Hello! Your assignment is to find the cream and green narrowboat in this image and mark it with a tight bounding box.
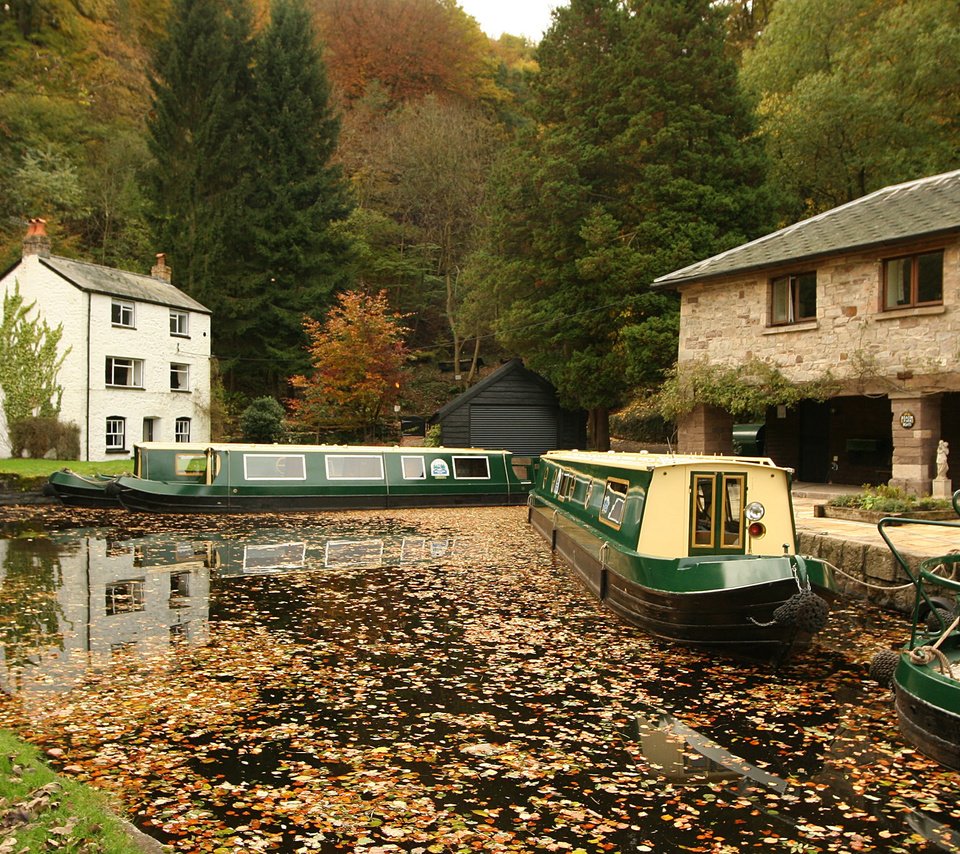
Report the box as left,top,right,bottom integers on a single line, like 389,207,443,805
529,450,838,659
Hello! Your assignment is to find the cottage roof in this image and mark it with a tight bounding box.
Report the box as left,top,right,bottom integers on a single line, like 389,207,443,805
38,255,210,313
654,169,960,288
431,358,558,422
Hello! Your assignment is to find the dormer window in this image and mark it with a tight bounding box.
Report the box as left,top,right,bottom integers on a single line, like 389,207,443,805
111,300,135,328
883,250,943,309
770,272,816,325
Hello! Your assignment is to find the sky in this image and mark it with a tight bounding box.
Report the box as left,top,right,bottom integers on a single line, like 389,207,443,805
457,0,565,42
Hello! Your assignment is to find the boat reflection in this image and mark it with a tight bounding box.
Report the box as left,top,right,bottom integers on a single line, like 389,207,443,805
0,529,469,694
634,708,789,792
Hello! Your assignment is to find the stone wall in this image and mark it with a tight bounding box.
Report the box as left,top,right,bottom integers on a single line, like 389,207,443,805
677,237,960,390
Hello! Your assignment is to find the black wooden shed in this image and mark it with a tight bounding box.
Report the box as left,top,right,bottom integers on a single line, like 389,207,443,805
430,359,586,455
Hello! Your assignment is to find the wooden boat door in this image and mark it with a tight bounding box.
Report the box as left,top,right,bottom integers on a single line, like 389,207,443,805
689,472,746,555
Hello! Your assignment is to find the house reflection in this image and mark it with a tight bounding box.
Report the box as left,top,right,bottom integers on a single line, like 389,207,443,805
0,535,211,695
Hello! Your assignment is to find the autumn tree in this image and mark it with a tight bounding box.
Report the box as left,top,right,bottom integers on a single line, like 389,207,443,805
288,290,408,441
469,0,769,448
311,0,494,107
742,0,960,219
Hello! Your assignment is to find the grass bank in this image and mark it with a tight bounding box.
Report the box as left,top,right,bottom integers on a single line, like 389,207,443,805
0,458,131,478
0,729,153,852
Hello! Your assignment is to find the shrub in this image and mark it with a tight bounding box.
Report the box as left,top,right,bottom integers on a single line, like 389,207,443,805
424,424,442,447
9,417,79,459
239,397,287,443
827,484,953,513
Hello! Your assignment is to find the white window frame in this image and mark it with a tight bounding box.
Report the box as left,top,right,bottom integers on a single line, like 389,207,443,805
324,454,385,481
401,455,426,480
243,453,308,481
111,299,135,328
106,416,126,451
170,309,189,336
170,363,190,392
452,456,491,480
174,417,191,443
106,357,144,388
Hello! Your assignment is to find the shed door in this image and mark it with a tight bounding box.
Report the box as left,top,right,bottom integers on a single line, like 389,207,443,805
469,405,558,455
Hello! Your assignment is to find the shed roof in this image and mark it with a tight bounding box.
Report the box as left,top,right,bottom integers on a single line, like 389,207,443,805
37,255,210,313
431,358,558,422
654,169,960,288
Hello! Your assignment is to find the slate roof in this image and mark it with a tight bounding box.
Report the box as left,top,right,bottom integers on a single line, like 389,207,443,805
431,358,558,422
38,255,210,313
654,169,960,288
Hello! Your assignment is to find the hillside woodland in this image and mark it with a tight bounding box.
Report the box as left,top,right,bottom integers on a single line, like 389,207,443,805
1,0,957,444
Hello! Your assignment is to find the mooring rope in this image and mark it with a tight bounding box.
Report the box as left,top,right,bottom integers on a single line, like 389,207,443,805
906,614,960,678
819,555,960,592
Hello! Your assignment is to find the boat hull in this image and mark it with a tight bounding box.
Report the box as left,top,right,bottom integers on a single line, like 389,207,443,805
893,637,960,771
114,483,531,513
44,470,122,508
530,502,833,657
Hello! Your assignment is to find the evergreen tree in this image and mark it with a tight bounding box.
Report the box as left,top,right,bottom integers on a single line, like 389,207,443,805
145,0,254,335
472,0,769,447
232,0,354,396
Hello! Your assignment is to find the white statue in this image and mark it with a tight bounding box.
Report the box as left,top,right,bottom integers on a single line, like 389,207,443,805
936,439,949,479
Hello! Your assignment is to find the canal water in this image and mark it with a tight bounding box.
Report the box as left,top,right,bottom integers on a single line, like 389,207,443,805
0,506,958,853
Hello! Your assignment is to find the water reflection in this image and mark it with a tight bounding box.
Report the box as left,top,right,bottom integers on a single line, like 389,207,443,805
0,529,469,694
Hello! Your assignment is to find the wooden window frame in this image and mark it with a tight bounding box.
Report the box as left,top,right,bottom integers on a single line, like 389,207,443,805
883,250,944,310
770,271,817,326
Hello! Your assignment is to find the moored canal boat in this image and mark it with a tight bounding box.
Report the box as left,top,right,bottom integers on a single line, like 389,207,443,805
102,442,538,513
43,468,125,508
875,503,960,771
528,450,838,659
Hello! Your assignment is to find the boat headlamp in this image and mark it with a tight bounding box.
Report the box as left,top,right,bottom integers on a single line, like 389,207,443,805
745,501,765,522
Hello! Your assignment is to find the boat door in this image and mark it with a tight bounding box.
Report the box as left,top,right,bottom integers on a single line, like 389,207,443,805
689,471,746,556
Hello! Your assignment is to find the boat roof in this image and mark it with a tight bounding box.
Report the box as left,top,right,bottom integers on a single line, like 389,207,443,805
134,442,516,455
543,449,784,472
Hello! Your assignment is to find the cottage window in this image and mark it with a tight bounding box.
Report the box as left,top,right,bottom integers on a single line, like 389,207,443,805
105,579,144,615
170,310,189,336
599,479,628,528
453,456,490,479
883,250,943,309
325,455,385,480
770,272,816,325
401,456,426,479
105,357,143,388
111,300,135,328
170,363,190,391
106,416,126,451
174,417,191,442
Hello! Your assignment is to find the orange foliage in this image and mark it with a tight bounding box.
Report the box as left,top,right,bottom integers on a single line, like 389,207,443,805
288,290,409,438
310,0,493,105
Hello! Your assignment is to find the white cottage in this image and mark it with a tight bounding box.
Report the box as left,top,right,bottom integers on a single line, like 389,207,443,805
0,219,212,461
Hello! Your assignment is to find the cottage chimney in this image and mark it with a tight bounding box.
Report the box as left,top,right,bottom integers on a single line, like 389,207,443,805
151,252,172,282
22,218,51,257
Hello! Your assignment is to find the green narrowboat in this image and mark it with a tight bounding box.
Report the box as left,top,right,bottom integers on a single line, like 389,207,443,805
104,442,538,513
872,497,960,771
44,469,126,507
528,450,838,659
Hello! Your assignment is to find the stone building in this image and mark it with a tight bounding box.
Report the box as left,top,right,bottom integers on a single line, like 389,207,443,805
653,170,960,494
0,220,212,461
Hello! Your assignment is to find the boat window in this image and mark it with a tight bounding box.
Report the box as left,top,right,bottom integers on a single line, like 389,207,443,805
325,455,385,480
558,471,577,500
599,479,629,529
401,456,426,480
453,456,490,479
511,456,534,481
245,454,308,480
573,477,592,505
721,475,745,548
692,475,716,548
175,454,206,476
